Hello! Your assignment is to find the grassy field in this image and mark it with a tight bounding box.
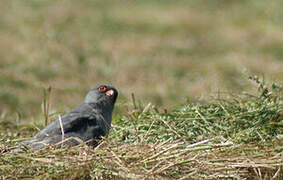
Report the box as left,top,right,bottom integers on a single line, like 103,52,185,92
1,76,282,179
0,0,282,179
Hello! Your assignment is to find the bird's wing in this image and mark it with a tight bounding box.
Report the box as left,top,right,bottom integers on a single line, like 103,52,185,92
33,103,99,140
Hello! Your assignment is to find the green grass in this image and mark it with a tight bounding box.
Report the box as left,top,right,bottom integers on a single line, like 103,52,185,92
1,77,282,179
0,0,283,179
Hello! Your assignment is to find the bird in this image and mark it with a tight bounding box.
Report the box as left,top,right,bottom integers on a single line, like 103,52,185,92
16,85,118,150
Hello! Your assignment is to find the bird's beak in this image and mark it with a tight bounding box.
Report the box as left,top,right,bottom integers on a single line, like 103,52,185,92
105,89,114,97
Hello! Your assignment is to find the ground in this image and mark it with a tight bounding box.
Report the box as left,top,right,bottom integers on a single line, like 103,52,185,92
0,0,282,179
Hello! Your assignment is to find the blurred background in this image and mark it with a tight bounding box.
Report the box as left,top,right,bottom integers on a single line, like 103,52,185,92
0,0,282,121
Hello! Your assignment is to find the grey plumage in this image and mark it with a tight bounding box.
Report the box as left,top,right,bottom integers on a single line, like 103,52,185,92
17,85,118,150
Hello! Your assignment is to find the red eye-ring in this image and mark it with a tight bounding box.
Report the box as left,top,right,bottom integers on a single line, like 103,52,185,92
98,86,107,92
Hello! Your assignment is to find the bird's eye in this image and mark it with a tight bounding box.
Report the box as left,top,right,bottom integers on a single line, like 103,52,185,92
98,86,107,92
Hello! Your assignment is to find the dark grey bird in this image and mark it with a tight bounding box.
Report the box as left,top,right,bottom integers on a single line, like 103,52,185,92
16,85,118,150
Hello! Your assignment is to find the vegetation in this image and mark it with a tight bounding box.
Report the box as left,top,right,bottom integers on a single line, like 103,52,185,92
1,77,282,179
0,0,282,179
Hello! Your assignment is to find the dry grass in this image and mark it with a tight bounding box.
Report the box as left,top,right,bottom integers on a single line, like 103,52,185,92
1,77,282,179
0,1,283,179
2,140,282,179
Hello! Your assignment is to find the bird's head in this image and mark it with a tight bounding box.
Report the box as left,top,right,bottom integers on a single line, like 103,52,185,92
84,85,118,107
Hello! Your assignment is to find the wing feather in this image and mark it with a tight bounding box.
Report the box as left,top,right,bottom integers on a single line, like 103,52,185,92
31,103,99,141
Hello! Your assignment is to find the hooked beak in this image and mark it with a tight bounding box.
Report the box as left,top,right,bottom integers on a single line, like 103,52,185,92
105,89,114,97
